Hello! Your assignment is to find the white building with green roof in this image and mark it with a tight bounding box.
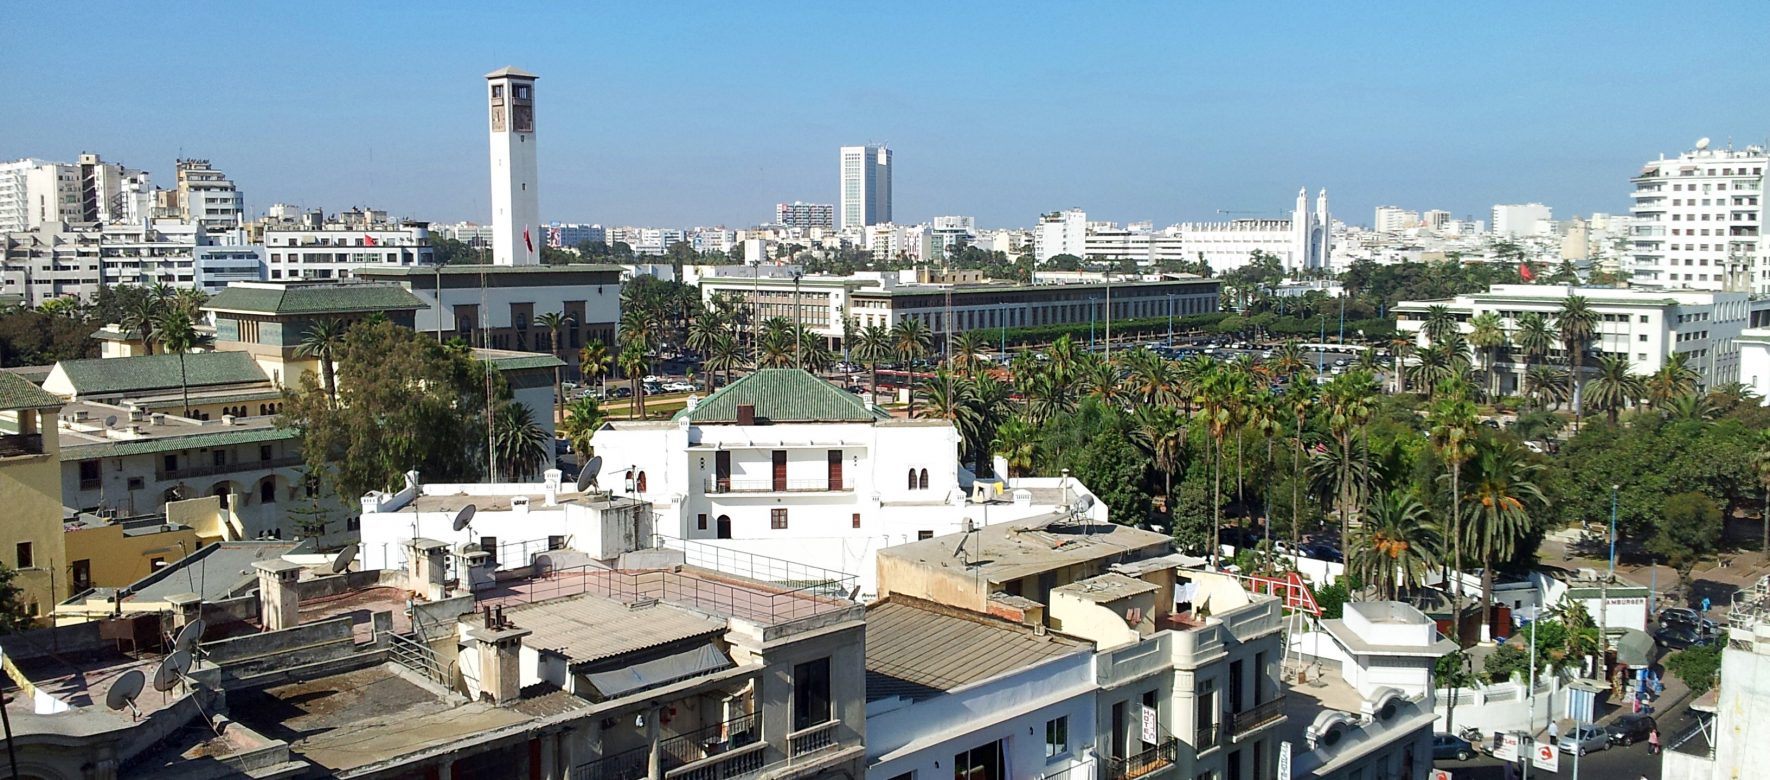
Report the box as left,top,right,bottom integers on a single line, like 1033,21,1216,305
589,368,1103,597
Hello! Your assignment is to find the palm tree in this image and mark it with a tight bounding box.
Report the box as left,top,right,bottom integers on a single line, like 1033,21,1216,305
1283,379,1318,557
1122,348,1176,407
120,294,163,356
993,418,1038,479
1079,355,1125,407
1427,381,1478,632
579,341,611,393
617,341,648,418
1131,404,1187,499
1755,429,1770,556
1467,312,1507,400
891,319,932,416
1665,389,1718,424
1200,366,1250,566
1320,370,1378,551
704,332,746,390
1351,490,1440,601
1388,336,1415,394
1587,354,1645,425
534,311,570,427
1461,439,1545,629
686,310,726,358
1645,352,1699,409
1423,304,1459,346
853,324,893,400
1271,340,1308,380
1511,312,1555,407
158,309,210,418
1408,344,1466,395
491,400,552,481
295,318,348,404
1525,365,1570,411
1555,295,1598,427
558,397,606,459
948,331,992,375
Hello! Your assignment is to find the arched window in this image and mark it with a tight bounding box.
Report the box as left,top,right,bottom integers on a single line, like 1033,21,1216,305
918,469,929,490
259,478,277,504
636,471,648,493
908,469,917,490
212,483,232,510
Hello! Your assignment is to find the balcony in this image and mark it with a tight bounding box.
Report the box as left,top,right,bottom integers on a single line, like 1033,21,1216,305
1108,738,1178,780
0,433,44,458
787,720,838,758
574,712,764,780
705,476,853,495
1230,695,1287,738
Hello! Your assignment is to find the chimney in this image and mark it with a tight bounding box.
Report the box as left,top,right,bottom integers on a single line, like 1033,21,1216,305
407,538,450,600
252,559,304,631
166,592,203,631
543,469,561,506
469,623,532,705
685,394,699,412
736,403,755,425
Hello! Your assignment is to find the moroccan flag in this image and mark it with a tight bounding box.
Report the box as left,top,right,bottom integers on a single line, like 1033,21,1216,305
524,227,533,254
1519,263,1535,281
363,234,378,247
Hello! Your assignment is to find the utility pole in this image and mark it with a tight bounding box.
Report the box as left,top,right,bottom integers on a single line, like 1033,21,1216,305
793,271,804,370
1104,268,1113,359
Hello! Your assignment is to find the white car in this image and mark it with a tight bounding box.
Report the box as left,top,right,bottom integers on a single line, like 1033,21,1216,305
663,381,695,393
642,375,663,384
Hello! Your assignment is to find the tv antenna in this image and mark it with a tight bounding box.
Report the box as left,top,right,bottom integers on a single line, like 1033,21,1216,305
106,669,146,720
153,649,193,695
330,544,358,574
451,504,478,534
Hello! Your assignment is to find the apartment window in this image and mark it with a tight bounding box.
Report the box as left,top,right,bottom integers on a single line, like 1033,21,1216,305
163,454,177,472
697,513,708,531
953,739,1006,780
260,444,273,461
150,557,166,570
1639,334,1648,341
127,477,144,490
491,84,504,98
918,530,934,541
771,508,789,530
1045,716,1070,759
71,559,91,591
887,774,914,780
852,512,862,529
1196,679,1218,750
79,460,100,489
792,657,832,730
212,450,226,467
14,542,32,569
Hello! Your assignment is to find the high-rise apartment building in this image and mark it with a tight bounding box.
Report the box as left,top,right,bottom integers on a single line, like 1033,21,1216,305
1491,202,1552,239
486,66,540,266
1372,205,1418,233
171,159,243,229
0,154,155,232
838,145,891,230
1629,139,1767,293
1035,208,1087,261
775,201,834,230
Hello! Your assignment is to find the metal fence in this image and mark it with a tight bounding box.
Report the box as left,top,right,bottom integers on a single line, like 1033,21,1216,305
658,535,856,595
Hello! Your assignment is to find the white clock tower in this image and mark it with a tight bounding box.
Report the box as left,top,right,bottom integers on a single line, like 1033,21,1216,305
486,66,539,266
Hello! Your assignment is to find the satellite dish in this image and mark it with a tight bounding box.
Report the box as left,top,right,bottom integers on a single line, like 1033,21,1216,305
331,544,358,574
451,504,478,533
1073,494,1096,515
106,669,146,713
579,456,603,492
173,619,206,653
153,649,191,692
1696,137,1711,150
104,415,118,429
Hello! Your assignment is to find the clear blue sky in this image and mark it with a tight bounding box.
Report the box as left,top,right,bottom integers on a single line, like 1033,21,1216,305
8,2,1770,230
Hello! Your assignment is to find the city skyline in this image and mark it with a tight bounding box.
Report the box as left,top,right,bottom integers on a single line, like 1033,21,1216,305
6,3,1770,229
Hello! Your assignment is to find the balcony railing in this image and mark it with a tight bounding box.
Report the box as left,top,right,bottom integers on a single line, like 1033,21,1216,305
667,742,767,780
705,476,853,494
1108,739,1178,780
787,720,838,758
1230,695,1286,737
0,433,44,458
658,712,760,767
573,745,649,780
1196,719,1220,753
160,454,304,480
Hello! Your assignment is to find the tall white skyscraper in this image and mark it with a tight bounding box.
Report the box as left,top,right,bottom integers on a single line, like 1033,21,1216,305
486,66,540,266
839,145,891,230
1490,202,1552,239
1630,138,1768,293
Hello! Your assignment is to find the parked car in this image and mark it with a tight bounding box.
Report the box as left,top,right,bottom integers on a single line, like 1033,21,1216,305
1558,724,1609,756
844,385,866,394
663,381,695,392
610,386,633,398
1660,607,1719,634
1606,714,1656,746
642,375,663,384
1301,542,1343,563
1430,733,1475,761
1655,625,1712,650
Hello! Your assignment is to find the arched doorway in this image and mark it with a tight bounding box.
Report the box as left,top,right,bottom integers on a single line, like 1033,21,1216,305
716,515,732,539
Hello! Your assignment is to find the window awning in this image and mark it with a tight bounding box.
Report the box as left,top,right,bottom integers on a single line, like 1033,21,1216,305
584,643,732,699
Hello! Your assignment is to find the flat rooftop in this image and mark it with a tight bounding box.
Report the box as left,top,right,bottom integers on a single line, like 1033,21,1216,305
126,540,303,604
58,401,294,460
403,489,644,514
877,517,1173,585
229,663,562,773
476,563,857,628
502,593,726,665
865,600,1085,703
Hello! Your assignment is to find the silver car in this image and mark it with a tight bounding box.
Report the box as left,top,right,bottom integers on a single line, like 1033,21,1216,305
1558,724,1609,756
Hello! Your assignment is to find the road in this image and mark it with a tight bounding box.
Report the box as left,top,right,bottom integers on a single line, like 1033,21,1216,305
1432,681,1703,780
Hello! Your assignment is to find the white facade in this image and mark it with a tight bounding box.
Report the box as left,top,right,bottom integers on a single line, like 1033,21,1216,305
1,221,265,303
839,145,892,230
1373,206,1419,234
261,221,433,281
486,67,540,266
1492,202,1552,239
1628,140,1766,292
173,159,243,229
1,154,154,231
1036,208,1088,261
1395,283,1753,393
1661,575,1770,780
776,201,834,230
0,158,43,233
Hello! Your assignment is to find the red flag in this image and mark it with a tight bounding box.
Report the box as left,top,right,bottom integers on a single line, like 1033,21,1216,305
523,227,533,254
363,234,378,247
1519,263,1534,281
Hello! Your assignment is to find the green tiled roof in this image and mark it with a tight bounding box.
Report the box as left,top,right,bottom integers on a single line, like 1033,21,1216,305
0,372,62,411
677,369,885,424
55,352,268,396
60,426,299,461
204,283,426,316
481,353,566,372
356,263,625,276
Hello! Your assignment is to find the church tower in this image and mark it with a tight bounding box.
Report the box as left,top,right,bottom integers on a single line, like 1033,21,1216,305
486,67,539,266
1315,188,1331,270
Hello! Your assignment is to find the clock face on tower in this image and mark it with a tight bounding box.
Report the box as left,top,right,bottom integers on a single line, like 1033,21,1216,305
491,104,506,132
